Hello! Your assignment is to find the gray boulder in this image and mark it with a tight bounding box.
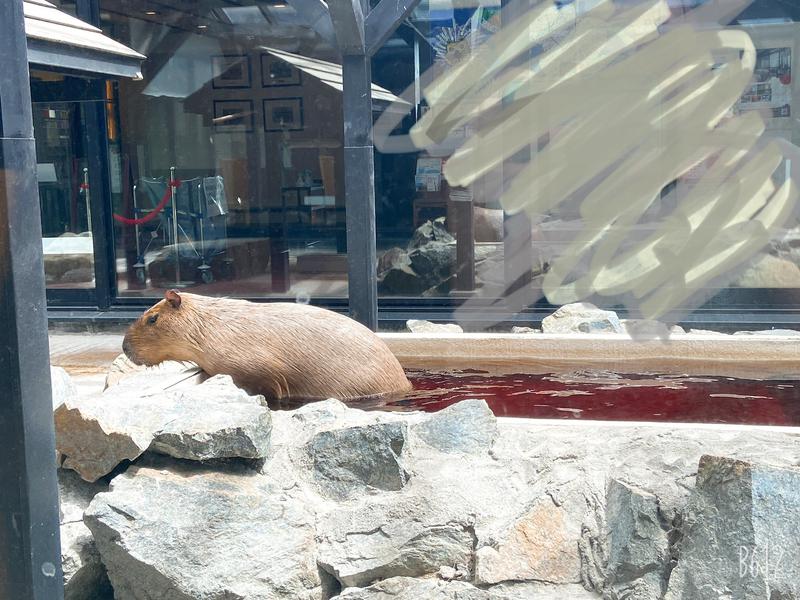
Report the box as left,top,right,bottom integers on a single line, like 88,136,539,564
408,241,456,287
378,266,428,296
406,320,464,334
59,470,112,600
603,480,670,600
409,217,455,249
664,455,800,599
511,326,540,334
378,255,429,296
84,462,323,600
308,422,410,500
56,375,271,481
51,366,78,409
377,247,408,275
542,303,624,334
317,492,476,588
412,399,496,454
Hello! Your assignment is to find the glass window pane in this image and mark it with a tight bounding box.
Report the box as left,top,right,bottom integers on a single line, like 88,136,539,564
31,71,98,290
373,0,800,329
102,1,347,299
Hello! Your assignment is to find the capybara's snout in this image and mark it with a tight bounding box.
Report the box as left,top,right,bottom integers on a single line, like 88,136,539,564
121,334,139,365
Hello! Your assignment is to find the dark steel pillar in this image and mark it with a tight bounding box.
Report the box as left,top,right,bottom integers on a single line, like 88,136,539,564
330,0,421,329
342,53,378,328
0,1,65,599
78,0,116,309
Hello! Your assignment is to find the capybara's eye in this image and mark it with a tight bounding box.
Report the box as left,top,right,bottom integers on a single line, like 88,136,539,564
147,314,159,325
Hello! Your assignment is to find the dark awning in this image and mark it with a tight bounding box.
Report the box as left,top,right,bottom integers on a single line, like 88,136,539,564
25,0,145,79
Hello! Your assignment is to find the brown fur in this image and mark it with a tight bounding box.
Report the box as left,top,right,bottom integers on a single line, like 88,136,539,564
122,291,412,403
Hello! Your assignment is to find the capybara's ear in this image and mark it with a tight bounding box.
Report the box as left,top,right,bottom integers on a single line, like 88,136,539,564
165,289,182,309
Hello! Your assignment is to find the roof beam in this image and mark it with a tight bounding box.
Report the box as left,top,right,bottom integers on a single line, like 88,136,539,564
365,0,420,56
327,0,365,55
285,0,338,48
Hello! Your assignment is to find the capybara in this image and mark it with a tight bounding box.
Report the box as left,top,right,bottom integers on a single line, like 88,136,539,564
122,290,412,403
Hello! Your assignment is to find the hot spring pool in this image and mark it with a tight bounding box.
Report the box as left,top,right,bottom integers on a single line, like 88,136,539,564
386,369,800,426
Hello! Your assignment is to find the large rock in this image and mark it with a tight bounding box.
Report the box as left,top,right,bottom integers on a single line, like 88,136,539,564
104,353,205,390
376,247,420,295
59,470,113,600
542,303,624,334
409,217,455,250
378,256,429,296
55,375,271,481
317,492,476,588
411,399,496,454
52,366,78,409
377,247,411,278
308,422,410,500
734,253,800,288
664,455,800,599
84,462,323,600
408,241,456,287
603,479,670,600
474,494,583,585
511,326,540,333
406,320,463,334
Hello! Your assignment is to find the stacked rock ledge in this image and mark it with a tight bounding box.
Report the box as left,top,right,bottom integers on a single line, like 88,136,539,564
50,367,800,600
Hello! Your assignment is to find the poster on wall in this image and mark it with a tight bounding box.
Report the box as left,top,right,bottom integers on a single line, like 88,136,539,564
263,98,304,132
211,55,251,89
261,54,302,87
735,47,792,119
213,100,255,133
415,157,443,192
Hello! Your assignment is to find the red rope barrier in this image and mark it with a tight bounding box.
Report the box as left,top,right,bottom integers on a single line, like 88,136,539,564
112,179,181,226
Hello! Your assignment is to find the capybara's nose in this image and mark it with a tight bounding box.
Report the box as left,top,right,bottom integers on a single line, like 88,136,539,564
122,337,134,361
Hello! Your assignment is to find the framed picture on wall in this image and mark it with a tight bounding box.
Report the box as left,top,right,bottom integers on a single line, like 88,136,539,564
211,55,251,89
263,97,304,132
213,100,254,133
261,54,302,87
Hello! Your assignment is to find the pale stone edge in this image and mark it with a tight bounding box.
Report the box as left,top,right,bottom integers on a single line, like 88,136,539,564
382,332,800,378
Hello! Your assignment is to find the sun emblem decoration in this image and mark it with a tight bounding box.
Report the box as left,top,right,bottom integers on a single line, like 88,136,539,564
432,23,472,66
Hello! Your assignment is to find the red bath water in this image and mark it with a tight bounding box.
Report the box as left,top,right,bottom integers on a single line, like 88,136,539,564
388,369,800,426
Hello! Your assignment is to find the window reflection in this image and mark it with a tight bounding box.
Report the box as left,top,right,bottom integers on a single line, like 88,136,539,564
102,1,349,298
372,0,800,323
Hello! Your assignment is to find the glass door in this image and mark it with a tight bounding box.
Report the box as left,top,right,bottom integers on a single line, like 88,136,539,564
31,69,117,308
32,99,96,290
